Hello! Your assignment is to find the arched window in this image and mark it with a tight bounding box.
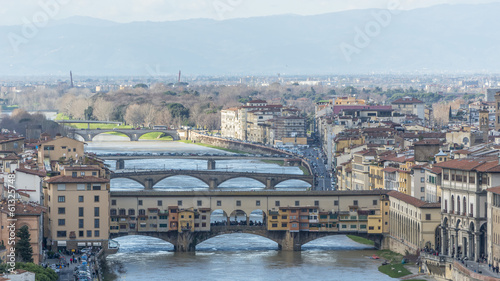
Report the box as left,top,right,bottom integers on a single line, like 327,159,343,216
139,209,146,216
128,209,135,216
463,197,466,216
457,197,461,214
451,195,455,212
110,209,117,216
119,209,126,216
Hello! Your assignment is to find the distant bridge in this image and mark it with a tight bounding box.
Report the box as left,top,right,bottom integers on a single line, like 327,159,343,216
111,170,314,189
100,154,304,171
70,129,181,141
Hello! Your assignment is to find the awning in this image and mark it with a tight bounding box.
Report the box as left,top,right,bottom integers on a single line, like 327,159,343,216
57,241,67,246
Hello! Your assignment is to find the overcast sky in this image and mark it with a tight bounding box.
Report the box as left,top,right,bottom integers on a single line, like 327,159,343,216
0,0,499,26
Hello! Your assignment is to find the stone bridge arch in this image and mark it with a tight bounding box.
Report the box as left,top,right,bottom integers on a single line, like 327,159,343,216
217,176,267,189
152,174,210,188
110,177,147,188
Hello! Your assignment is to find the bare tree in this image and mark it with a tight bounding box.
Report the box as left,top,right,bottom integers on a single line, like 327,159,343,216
154,109,172,126
140,104,158,128
72,97,92,120
93,97,114,121
124,104,145,127
57,93,76,118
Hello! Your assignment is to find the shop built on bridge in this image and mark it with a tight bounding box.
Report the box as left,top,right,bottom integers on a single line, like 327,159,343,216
108,190,389,252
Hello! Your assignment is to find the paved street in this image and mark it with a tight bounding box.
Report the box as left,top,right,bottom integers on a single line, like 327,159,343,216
46,251,99,281
296,146,333,191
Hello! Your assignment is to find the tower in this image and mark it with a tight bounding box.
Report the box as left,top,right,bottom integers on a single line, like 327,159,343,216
479,109,489,143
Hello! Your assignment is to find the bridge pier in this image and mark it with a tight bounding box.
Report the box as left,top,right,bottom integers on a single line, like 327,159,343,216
130,134,139,141
209,178,218,190
265,177,276,190
207,159,216,170
116,159,125,170
278,231,302,251
174,232,196,252
145,178,154,190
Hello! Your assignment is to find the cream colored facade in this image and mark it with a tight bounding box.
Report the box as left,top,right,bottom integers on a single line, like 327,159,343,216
388,191,441,254
44,164,110,251
487,187,500,268
369,163,384,190
436,158,500,261
37,137,85,169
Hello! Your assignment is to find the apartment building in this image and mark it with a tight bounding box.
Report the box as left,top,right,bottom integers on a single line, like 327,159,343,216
44,164,110,251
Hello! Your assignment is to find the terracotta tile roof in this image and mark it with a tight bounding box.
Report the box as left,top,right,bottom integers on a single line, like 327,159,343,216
434,159,484,170
2,153,20,160
63,166,100,171
414,139,442,145
354,149,377,156
411,164,429,170
388,191,440,208
382,167,399,173
487,186,500,195
424,166,442,174
45,175,109,184
0,200,46,215
435,159,500,172
16,168,46,177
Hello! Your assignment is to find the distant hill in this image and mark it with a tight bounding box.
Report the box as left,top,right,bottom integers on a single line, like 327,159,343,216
0,3,499,76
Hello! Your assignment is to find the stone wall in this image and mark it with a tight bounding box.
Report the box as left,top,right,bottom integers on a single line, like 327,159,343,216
386,235,419,256
452,261,500,281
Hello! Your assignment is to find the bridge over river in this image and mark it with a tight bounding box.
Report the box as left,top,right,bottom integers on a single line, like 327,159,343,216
111,170,314,189
109,190,389,252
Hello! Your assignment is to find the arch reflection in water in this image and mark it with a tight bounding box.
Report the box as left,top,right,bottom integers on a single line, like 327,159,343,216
106,235,393,281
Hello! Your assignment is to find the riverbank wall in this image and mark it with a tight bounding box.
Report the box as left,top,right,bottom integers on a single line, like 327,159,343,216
188,132,313,176
421,253,500,281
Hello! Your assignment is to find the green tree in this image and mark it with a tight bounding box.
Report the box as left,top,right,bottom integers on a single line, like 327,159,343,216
134,83,148,89
16,225,33,263
84,106,93,120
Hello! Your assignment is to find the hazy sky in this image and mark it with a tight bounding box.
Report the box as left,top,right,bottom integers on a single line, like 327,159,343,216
0,0,499,25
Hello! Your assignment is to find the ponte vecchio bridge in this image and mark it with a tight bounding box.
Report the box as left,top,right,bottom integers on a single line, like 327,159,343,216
111,170,315,190
109,190,389,252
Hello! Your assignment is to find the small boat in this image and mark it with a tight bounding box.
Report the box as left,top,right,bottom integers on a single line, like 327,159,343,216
371,255,380,259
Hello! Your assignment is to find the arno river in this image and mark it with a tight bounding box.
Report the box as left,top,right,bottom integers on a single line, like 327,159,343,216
86,136,396,281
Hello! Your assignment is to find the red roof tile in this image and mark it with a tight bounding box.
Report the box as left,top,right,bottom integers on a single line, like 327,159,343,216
45,175,109,184
388,191,440,208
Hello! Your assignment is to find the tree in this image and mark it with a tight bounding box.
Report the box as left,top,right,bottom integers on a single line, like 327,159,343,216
72,97,92,120
92,97,114,121
140,104,158,128
124,104,145,127
16,225,33,263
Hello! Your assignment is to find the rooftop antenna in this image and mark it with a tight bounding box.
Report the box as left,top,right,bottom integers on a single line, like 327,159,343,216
70,71,74,88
